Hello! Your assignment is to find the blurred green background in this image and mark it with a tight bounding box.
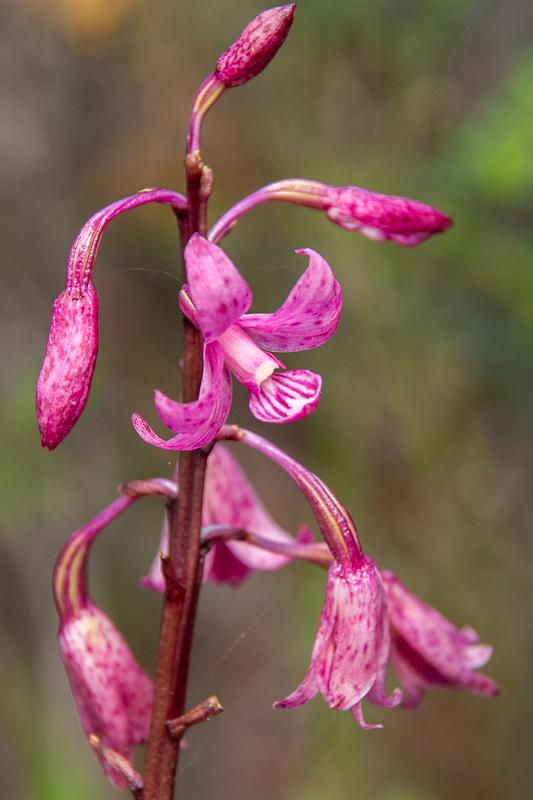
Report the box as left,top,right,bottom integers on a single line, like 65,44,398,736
1,0,532,797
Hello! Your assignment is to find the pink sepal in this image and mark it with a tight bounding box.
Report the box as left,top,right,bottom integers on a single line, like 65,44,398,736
184,234,252,341
131,342,232,451
381,571,498,706
240,248,342,352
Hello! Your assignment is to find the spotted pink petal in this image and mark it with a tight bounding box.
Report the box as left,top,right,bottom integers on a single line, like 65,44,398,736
239,248,342,352
36,283,98,450
59,604,153,789
381,570,498,706
184,233,252,341
131,341,232,450
248,369,322,423
203,444,295,573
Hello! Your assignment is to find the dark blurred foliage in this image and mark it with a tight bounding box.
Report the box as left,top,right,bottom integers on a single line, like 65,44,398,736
1,1,533,798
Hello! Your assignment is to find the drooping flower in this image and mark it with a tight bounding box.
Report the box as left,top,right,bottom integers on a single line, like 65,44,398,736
132,235,342,450
381,570,499,708
37,188,187,450
275,559,401,728
208,179,452,247
141,443,302,589
222,427,402,727
53,495,153,789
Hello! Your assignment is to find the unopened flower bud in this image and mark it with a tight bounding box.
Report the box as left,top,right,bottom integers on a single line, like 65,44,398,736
216,4,296,88
325,185,452,246
36,283,98,450
53,495,152,789
36,188,186,450
59,604,153,789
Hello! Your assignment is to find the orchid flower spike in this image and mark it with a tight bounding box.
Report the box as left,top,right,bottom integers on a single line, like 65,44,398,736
224,427,402,728
142,443,305,589
208,179,452,247
381,571,499,708
53,495,153,788
132,235,342,450
36,188,187,450
188,5,296,152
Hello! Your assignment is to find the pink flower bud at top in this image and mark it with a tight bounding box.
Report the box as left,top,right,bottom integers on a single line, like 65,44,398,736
215,5,296,88
36,282,98,450
325,185,452,246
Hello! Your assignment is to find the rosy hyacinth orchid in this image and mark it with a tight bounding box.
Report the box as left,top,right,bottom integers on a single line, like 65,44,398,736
208,179,452,247
132,235,341,449
223,427,402,728
142,443,302,589
53,495,153,789
381,570,499,708
36,188,187,450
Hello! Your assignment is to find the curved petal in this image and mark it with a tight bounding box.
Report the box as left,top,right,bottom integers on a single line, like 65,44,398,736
239,249,342,352
204,444,295,571
382,570,498,699
131,342,232,450
248,369,321,423
184,233,252,341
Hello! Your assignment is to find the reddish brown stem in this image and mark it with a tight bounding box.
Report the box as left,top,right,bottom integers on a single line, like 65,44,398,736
141,151,211,800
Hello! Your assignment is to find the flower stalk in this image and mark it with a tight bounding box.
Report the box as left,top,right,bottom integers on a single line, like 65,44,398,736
140,156,211,800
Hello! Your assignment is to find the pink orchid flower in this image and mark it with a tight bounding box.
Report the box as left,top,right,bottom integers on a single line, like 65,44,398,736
142,443,303,589
53,496,153,789
381,570,499,708
132,235,342,450
224,428,402,727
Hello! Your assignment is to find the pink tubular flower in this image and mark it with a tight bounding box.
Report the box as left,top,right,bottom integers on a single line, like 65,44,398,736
132,234,342,450
142,443,301,589
381,571,499,708
53,496,153,789
223,427,402,727
36,188,187,450
208,179,452,247
275,559,401,729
